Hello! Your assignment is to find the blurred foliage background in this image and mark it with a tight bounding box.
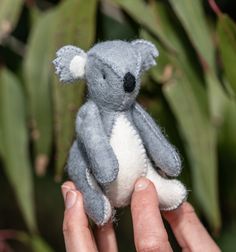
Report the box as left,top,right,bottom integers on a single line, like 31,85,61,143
0,0,236,251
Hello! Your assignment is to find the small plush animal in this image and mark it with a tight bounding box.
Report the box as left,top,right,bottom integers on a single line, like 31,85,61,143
53,40,187,226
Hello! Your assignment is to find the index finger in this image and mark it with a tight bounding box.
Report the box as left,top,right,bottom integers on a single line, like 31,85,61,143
131,177,172,252
163,202,220,251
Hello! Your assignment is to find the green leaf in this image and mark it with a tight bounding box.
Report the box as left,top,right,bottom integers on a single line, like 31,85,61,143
163,74,221,230
23,11,56,175
17,232,54,252
99,1,138,40
114,0,176,51
218,78,236,152
217,14,236,95
141,30,173,84
138,5,220,229
206,72,229,128
24,0,98,179
169,0,215,70
0,0,23,41
52,0,97,180
31,235,54,252
168,0,231,127
0,69,36,232
168,0,231,130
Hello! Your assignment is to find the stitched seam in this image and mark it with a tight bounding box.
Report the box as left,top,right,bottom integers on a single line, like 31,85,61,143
88,53,123,80
122,113,148,177
132,39,159,57
135,50,142,76
135,104,181,175
83,102,119,184
100,196,112,225
159,179,188,211
85,168,112,226
107,113,149,207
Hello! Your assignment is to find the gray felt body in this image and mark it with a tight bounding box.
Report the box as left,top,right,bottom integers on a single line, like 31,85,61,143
53,39,186,226
68,140,110,225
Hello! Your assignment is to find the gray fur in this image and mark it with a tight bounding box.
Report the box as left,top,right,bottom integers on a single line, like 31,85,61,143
53,40,183,226
131,39,159,71
68,140,111,225
75,100,119,184
132,103,181,176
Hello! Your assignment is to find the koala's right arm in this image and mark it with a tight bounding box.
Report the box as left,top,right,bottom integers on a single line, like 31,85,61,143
75,100,119,185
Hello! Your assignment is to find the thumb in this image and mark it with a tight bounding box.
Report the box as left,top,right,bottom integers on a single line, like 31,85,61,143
61,182,96,252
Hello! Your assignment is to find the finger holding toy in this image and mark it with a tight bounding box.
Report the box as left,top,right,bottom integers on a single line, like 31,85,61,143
61,181,118,252
61,179,220,252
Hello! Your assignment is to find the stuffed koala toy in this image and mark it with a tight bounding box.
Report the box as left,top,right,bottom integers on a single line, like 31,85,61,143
53,40,187,226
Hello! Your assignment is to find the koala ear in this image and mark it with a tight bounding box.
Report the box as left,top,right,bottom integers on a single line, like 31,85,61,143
53,45,87,83
131,39,159,71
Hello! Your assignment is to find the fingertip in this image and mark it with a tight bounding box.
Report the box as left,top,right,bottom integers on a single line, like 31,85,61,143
131,177,170,252
162,201,220,251
163,202,195,223
66,190,84,211
131,177,159,210
61,181,76,199
131,177,159,219
134,177,151,191
61,181,76,190
63,190,88,228
62,190,96,252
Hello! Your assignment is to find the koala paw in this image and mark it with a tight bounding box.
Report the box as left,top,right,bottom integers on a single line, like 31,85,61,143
83,191,113,226
53,45,87,83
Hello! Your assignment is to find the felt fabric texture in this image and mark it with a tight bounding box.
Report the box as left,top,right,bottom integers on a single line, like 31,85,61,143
132,103,182,177
75,101,119,185
53,45,86,82
146,162,187,211
69,55,87,79
107,113,148,207
68,140,112,225
131,39,159,72
53,39,187,226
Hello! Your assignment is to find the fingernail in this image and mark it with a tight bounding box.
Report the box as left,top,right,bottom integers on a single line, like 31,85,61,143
135,177,150,191
61,185,71,200
65,190,77,209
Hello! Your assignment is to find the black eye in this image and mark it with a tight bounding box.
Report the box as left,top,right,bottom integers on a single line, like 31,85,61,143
102,71,106,80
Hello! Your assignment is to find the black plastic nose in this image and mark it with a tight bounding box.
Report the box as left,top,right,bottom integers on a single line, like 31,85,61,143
123,72,136,93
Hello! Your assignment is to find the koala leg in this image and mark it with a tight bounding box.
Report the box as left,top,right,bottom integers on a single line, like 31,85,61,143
67,141,113,226
146,161,187,211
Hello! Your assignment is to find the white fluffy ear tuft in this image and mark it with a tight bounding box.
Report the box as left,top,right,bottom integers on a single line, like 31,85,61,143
53,45,87,83
69,55,87,79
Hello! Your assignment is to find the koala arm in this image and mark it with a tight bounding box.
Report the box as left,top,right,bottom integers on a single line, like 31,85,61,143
132,103,181,177
76,100,119,184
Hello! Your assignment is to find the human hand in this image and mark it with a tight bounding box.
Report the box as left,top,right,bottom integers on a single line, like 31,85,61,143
61,181,118,252
61,178,220,252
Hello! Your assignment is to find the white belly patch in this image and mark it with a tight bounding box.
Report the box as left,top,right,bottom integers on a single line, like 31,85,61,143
105,113,148,207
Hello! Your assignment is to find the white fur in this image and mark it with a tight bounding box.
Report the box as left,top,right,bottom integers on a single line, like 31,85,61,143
107,113,148,207
146,160,187,210
106,113,187,210
69,55,87,79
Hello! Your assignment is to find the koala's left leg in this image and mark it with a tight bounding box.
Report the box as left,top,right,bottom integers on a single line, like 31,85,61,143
145,161,187,210
67,140,113,225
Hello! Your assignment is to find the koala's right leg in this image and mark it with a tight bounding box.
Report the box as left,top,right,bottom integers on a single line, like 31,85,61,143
67,140,113,226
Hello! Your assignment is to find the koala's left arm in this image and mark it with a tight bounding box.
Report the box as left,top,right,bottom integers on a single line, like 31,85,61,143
132,103,182,177
76,101,119,185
